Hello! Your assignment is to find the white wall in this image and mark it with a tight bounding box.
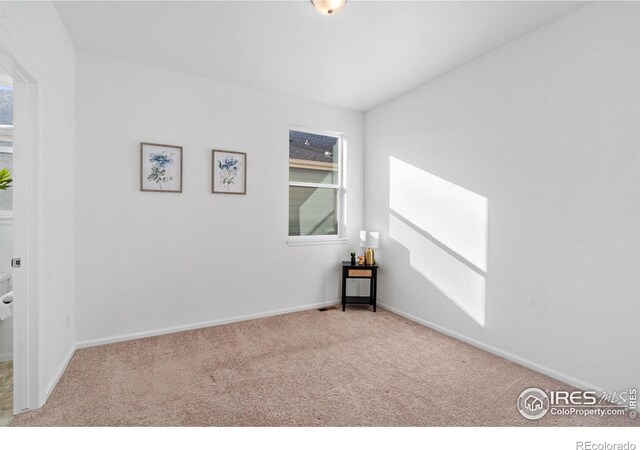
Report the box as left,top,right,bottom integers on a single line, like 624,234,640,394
365,2,640,395
76,53,364,343
0,2,76,394
0,224,12,274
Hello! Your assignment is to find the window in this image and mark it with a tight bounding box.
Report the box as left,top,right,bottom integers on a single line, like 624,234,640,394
288,128,345,242
0,82,12,218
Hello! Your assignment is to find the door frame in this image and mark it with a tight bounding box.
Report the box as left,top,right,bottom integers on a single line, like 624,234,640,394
0,26,46,413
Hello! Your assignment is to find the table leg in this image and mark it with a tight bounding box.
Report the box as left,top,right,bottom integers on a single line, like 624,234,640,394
372,274,377,312
341,271,347,312
370,277,375,312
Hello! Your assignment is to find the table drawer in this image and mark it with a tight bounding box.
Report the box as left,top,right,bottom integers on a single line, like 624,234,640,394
348,269,373,277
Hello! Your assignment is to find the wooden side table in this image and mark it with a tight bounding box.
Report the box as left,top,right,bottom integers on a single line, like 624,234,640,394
341,261,378,312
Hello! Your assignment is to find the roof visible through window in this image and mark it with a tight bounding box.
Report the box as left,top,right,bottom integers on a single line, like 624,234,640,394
289,130,338,164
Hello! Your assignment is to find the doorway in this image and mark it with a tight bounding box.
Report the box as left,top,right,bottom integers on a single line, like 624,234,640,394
0,69,13,425
0,27,45,419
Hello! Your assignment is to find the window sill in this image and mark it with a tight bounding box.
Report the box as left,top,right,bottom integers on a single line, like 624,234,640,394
287,236,348,246
0,211,13,224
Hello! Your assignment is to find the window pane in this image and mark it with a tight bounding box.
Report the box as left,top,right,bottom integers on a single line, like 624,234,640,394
289,130,338,184
0,87,12,126
0,151,12,212
289,167,336,184
289,186,338,236
0,86,11,213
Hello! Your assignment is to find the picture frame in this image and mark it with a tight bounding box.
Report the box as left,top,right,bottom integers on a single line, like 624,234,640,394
140,142,183,193
212,149,247,194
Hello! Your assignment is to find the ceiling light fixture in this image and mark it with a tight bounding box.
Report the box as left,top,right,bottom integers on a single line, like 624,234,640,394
310,0,347,16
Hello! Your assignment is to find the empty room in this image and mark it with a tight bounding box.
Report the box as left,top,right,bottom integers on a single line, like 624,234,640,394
0,0,638,446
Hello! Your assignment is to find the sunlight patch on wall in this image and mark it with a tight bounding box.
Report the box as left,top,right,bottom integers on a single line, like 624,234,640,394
389,156,488,271
389,214,486,326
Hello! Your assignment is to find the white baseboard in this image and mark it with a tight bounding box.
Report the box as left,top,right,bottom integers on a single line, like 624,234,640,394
76,300,340,350
45,344,76,402
379,302,607,395
0,351,12,362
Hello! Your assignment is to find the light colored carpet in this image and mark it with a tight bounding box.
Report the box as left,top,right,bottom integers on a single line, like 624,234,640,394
10,307,637,426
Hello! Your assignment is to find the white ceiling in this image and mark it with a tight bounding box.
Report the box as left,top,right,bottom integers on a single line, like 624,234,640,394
55,1,584,112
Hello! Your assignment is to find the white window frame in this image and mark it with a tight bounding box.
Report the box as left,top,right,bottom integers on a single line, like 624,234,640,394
287,125,347,246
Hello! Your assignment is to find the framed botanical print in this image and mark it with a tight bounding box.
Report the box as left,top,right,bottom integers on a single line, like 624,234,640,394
140,142,183,193
212,150,246,194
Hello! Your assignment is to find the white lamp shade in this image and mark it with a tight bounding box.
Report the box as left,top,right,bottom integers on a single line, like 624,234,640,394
311,0,347,16
359,231,379,249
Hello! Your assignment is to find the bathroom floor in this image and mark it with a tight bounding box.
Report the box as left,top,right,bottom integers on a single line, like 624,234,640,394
0,361,12,426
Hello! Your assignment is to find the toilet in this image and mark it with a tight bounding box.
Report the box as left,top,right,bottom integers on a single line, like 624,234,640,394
0,273,11,305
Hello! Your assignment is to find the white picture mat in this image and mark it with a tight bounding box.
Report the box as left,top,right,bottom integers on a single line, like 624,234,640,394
141,144,182,192
213,150,246,193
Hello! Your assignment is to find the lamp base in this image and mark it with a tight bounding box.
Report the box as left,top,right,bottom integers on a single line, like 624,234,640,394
364,248,375,265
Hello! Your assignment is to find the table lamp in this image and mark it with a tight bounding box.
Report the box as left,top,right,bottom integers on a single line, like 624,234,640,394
360,231,379,265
